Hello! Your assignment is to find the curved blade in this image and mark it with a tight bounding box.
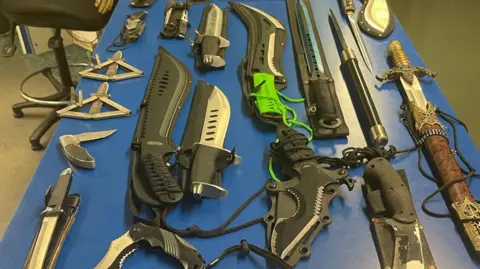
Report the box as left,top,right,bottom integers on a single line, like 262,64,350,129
199,86,230,147
94,230,136,269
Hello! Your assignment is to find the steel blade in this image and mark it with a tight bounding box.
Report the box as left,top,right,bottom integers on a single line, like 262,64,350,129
399,76,428,111
348,16,373,73
89,82,109,115
329,10,349,51
386,219,425,269
204,4,223,37
94,231,136,269
199,86,230,148
74,129,117,143
296,0,324,75
106,51,122,77
27,215,60,269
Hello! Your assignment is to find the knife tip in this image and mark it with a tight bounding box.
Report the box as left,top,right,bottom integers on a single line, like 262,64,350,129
61,168,73,175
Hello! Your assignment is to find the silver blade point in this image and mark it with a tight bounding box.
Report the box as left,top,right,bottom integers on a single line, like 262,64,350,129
347,16,374,73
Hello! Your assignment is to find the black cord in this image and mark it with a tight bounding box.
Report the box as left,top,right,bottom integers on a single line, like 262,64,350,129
160,184,266,238
207,240,293,269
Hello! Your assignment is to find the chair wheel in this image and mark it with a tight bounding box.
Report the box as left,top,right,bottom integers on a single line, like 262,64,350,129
13,111,24,118
30,142,44,151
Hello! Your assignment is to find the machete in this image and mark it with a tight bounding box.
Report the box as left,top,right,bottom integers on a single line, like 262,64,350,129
177,81,240,199
363,158,436,269
357,0,395,39
129,46,192,213
229,2,289,125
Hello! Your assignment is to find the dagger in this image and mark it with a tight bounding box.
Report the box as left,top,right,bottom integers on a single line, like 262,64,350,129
377,40,480,256
329,10,388,147
338,0,374,73
25,168,73,269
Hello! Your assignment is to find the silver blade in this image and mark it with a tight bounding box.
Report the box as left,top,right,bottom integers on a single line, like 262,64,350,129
89,82,109,114
362,0,390,33
296,0,324,75
199,86,230,148
399,76,428,111
27,215,60,269
94,231,136,269
204,4,223,37
386,219,425,269
74,129,117,143
106,51,122,77
348,15,373,73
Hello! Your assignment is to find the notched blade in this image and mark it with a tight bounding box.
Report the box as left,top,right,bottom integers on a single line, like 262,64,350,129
95,231,137,269
199,86,230,148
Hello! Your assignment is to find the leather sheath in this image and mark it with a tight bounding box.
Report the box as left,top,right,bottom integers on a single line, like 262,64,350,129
22,194,81,269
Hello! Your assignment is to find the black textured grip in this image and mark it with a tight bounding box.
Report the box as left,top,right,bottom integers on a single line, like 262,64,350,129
363,158,417,223
130,223,206,269
311,79,340,128
341,0,355,13
140,153,183,204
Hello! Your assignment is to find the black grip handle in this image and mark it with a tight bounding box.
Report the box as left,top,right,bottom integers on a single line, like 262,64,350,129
201,36,220,58
341,0,355,13
140,152,183,204
47,170,72,208
130,223,205,269
343,57,382,128
310,78,341,129
363,158,417,223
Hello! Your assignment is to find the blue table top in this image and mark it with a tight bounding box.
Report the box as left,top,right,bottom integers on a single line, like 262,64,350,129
1,0,479,268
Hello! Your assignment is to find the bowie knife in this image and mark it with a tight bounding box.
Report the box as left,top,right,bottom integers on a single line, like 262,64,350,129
363,158,436,269
378,40,480,257
130,46,192,208
338,0,374,73
357,0,395,39
192,3,230,71
177,81,240,199
25,168,73,269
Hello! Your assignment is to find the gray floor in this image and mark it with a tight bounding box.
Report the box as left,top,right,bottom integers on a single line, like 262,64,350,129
0,0,479,238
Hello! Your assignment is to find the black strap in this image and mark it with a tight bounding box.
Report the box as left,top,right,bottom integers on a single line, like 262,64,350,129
160,184,266,238
206,240,293,269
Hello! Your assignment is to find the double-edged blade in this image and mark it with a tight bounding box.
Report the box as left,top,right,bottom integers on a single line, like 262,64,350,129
27,168,72,269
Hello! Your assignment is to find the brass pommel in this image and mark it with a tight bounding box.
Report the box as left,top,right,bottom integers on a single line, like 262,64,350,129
388,40,411,67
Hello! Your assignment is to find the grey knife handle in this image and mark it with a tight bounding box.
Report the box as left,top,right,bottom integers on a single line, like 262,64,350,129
364,158,417,224
341,0,355,13
129,223,205,269
140,152,183,204
63,144,95,169
46,171,73,208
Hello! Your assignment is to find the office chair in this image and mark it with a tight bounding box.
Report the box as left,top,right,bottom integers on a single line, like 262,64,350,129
1,0,115,150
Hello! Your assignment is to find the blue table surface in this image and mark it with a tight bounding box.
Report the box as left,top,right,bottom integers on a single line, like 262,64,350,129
1,0,479,268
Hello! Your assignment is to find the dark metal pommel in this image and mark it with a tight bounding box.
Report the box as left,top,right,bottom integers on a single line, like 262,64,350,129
376,40,438,84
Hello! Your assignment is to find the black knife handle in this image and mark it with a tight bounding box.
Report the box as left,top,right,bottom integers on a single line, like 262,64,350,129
341,0,355,13
342,53,388,147
140,152,183,204
201,36,221,60
310,78,341,129
46,170,72,208
363,158,417,224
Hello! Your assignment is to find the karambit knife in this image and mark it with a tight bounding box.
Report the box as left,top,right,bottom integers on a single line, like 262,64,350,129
286,0,349,138
338,0,374,73
229,2,288,124
363,158,436,269
357,0,395,39
265,125,355,266
59,129,117,169
79,51,144,81
129,46,192,214
160,0,190,39
177,81,240,199
95,222,206,269
192,3,230,72
24,168,73,269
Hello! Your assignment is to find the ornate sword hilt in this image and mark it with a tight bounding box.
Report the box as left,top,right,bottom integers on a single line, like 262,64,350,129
376,40,438,84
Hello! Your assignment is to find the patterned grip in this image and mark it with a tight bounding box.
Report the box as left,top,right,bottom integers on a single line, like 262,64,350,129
341,0,355,13
364,158,417,223
140,153,183,204
422,124,474,203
